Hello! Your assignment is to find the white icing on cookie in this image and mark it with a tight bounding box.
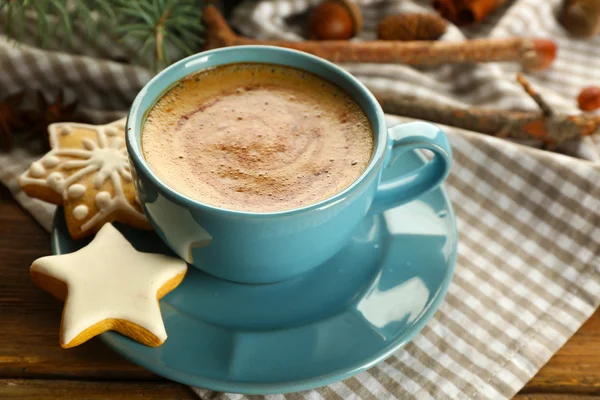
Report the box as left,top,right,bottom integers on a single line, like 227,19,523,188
18,118,148,234
47,172,64,192
43,155,60,168
67,184,86,199
73,205,89,220
30,223,187,347
82,137,96,150
29,162,45,178
105,126,118,136
96,191,111,209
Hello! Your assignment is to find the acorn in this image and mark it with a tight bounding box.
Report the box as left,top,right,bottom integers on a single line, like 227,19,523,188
306,0,363,40
377,13,448,41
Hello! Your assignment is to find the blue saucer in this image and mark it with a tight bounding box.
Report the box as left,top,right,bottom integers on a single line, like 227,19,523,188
51,151,457,394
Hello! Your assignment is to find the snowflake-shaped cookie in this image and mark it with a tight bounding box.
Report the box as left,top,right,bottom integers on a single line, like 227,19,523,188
19,118,151,239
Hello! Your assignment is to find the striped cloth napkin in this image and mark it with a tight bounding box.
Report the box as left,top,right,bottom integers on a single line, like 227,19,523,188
1,0,600,399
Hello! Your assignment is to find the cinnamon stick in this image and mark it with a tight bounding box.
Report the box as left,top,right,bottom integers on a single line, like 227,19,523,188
203,5,556,71
433,0,508,26
373,75,600,146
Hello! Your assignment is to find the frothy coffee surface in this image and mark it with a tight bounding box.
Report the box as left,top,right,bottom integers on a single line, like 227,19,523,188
142,63,373,212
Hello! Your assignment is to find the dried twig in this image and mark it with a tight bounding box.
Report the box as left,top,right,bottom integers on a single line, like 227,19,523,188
516,73,553,116
374,75,600,147
202,5,556,70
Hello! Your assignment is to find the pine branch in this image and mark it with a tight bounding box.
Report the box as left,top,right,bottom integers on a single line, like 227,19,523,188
0,0,205,71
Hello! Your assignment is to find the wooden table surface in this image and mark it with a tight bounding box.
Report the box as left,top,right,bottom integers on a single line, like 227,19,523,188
0,185,599,400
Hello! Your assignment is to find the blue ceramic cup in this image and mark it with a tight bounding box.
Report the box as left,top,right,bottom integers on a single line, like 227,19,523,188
126,46,452,284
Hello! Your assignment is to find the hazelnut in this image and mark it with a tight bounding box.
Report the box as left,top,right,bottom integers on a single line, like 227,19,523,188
560,0,600,38
307,0,363,40
578,86,600,111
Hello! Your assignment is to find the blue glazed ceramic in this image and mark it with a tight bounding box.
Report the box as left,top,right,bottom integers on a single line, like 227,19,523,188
51,149,457,395
126,45,452,284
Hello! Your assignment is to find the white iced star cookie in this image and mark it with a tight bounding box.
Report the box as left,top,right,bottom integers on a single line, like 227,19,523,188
19,118,152,239
30,223,187,348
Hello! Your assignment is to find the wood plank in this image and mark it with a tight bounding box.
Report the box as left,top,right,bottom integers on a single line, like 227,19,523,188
1,192,600,396
0,379,196,400
0,184,12,202
515,395,600,400
0,200,155,380
521,310,600,394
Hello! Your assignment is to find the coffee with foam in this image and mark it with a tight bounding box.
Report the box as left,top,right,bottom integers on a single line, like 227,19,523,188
142,63,373,213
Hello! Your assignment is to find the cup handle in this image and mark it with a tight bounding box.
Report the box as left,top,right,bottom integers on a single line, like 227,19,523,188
372,121,452,211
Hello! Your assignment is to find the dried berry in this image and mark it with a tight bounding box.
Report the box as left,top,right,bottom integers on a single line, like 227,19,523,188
578,86,600,111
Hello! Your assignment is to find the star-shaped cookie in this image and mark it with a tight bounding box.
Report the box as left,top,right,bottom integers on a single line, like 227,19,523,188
30,223,187,348
19,118,152,239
